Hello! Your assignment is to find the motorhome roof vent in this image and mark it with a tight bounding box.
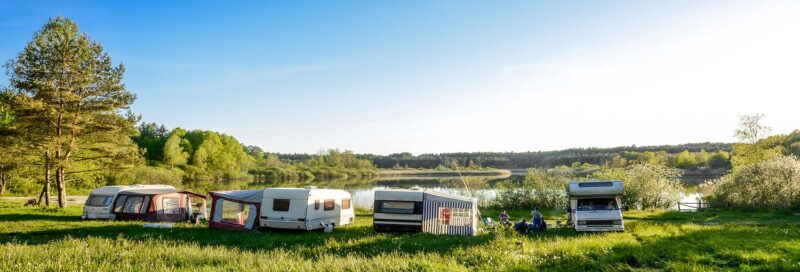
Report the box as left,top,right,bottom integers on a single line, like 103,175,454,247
578,182,613,187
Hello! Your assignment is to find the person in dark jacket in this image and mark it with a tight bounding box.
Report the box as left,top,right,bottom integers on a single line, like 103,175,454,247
514,218,529,234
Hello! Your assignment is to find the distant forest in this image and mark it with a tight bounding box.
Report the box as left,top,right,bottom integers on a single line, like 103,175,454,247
279,143,732,169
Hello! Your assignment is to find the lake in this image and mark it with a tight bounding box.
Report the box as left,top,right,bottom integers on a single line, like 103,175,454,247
181,173,711,210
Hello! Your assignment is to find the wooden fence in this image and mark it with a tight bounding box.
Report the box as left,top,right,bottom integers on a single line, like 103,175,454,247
677,201,712,211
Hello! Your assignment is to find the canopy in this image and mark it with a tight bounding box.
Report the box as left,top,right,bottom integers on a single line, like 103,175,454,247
210,189,263,203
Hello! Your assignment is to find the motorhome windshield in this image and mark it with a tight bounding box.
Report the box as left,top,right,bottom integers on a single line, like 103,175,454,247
577,198,618,211
86,195,114,207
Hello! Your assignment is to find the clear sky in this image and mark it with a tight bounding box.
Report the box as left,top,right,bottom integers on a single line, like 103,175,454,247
1,1,799,154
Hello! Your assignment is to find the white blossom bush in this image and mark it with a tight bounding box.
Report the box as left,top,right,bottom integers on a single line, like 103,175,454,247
592,164,683,209
706,156,800,209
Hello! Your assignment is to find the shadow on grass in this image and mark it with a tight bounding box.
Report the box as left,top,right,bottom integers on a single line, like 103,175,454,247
0,212,80,222
627,209,800,225
505,221,800,271
0,216,493,258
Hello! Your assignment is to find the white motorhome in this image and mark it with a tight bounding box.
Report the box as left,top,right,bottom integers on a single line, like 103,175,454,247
374,189,477,236
82,184,176,220
259,187,354,230
567,180,625,232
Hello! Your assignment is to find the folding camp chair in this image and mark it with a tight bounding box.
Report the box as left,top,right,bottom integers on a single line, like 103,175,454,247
482,217,496,231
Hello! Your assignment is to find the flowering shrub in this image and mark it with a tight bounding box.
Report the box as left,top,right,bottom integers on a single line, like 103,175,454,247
705,156,800,209
592,164,682,209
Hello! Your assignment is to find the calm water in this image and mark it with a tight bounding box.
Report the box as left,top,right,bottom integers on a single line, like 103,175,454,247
181,176,710,210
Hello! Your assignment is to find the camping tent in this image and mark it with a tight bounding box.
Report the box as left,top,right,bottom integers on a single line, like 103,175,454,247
112,188,207,222
209,190,263,231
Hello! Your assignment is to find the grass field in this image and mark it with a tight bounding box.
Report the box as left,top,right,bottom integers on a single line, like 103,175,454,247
2,199,799,271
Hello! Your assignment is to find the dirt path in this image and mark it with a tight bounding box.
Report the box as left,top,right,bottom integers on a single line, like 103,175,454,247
1,196,88,205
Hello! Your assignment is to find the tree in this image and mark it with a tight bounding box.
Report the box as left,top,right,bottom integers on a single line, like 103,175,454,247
264,153,282,168
0,91,27,196
4,17,137,207
708,150,731,168
192,145,209,169
674,150,698,169
735,114,771,144
163,129,189,167
695,149,710,168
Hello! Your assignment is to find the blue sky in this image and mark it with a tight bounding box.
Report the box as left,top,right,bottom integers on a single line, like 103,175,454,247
2,1,799,154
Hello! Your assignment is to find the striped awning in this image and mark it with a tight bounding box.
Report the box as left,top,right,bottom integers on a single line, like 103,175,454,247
421,200,476,236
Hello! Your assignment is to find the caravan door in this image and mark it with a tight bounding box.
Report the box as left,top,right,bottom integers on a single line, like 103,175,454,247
261,196,309,230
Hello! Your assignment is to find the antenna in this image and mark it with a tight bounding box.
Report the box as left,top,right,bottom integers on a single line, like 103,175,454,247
451,158,482,219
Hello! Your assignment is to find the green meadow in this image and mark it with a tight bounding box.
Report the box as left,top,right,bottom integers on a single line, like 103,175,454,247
1,199,799,271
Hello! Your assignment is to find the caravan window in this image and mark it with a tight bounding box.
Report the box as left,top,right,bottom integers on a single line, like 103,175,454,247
122,196,145,213
342,198,351,209
324,199,335,211
273,199,290,211
380,201,415,214
87,195,114,207
113,195,128,212
577,198,618,211
314,199,320,210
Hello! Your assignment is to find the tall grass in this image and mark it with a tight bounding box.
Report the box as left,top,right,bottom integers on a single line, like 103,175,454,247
1,200,799,271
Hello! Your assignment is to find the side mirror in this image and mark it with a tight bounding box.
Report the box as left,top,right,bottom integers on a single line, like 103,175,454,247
622,205,630,211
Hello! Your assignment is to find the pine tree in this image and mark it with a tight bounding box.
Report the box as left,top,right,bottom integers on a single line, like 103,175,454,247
4,17,138,207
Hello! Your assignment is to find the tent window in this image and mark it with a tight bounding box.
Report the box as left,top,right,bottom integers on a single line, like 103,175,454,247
324,199,335,211
273,199,290,212
113,195,128,212
314,199,320,210
221,200,248,225
122,196,145,213
342,198,351,209
438,207,471,226
161,197,181,214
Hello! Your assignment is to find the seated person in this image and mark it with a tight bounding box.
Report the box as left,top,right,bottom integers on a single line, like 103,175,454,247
499,210,512,228
514,219,529,234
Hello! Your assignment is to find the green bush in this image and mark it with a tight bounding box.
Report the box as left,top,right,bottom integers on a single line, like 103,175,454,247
592,164,682,209
705,155,800,209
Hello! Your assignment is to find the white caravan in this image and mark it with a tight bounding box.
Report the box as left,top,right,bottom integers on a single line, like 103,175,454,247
567,180,625,232
373,189,478,235
82,184,176,220
259,187,354,230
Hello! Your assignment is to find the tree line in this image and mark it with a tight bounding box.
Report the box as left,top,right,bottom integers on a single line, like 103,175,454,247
354,142,732,170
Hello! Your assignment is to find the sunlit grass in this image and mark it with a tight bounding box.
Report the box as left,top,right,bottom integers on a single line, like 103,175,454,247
2,199,799,271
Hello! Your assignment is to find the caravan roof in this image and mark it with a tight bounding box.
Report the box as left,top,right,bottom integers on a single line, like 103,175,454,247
263,188,350,199
89,184,176,196
119,187,179,195
374,189,474,203
568,180,624,197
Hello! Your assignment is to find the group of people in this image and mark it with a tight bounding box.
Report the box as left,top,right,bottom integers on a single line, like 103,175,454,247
498,208,548,234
